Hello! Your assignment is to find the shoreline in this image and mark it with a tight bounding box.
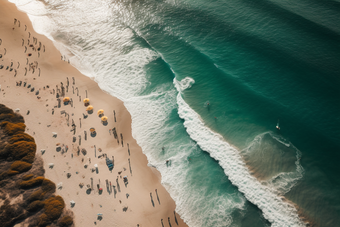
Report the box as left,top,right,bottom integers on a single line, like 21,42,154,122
0,1,188,227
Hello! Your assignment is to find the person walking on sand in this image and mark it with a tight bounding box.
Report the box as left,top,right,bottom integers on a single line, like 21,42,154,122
174,211,179,225
155,189,160,204
150,193,155,207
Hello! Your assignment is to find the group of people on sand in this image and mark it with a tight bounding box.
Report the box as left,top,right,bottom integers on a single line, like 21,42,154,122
3,15,184,227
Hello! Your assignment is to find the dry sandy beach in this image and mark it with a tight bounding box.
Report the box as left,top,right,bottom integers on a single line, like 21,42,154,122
0,1,188,226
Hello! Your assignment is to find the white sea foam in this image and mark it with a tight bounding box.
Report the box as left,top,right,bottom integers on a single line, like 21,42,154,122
121,88,248,227
175,78,305,227
123,80,248,226
175,77,195,92
241,132,304,195
9,0,55,40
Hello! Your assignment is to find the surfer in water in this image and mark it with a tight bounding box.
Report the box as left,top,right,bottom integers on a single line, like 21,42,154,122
206,101,210,111
276,119,280,130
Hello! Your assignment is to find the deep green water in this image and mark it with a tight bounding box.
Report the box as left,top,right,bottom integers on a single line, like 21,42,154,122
139,0,340,225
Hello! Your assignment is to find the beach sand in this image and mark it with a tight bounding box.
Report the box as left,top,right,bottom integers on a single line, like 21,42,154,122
0,1,188,226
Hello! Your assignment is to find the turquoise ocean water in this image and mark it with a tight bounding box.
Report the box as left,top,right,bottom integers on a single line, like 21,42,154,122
11,0,340,226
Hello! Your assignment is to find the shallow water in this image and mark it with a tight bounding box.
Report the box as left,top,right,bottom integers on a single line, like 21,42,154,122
11,0,340,226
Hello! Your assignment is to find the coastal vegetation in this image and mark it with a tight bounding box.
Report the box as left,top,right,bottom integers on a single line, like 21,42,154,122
39,196,65,226
0,104,74,227
8,160,33,175
58,215,74,227
1,121,26,135
19,176,45,189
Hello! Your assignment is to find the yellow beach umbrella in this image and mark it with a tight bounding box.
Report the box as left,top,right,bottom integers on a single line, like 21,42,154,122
101,116,108,122
90,127,96,132
63,97,70,102
83,98,90,103
86,105,93,111
97,109,104,115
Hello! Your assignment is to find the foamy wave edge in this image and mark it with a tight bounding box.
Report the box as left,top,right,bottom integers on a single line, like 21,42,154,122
241,132,305,195
174,79,306,227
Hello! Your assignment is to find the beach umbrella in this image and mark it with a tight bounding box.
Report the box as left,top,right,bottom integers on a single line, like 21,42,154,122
101,116,108,122
97,109,104,115
63,97,70,102
83,98,90,103
86,105,93,111
90,127,96,132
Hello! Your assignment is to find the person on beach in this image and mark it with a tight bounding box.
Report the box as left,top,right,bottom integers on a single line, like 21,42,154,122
174,211,179,225
166,159,171,167
150,193,155,207
155,189,160,204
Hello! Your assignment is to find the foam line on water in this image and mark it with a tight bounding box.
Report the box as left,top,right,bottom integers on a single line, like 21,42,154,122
174,77,306,227
176,77,195,92
241,132,304,195
118,87,246,227
9,0,56,40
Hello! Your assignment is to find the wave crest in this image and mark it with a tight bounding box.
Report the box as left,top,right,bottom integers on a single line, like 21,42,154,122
174,77,195,92
176,92,305,227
